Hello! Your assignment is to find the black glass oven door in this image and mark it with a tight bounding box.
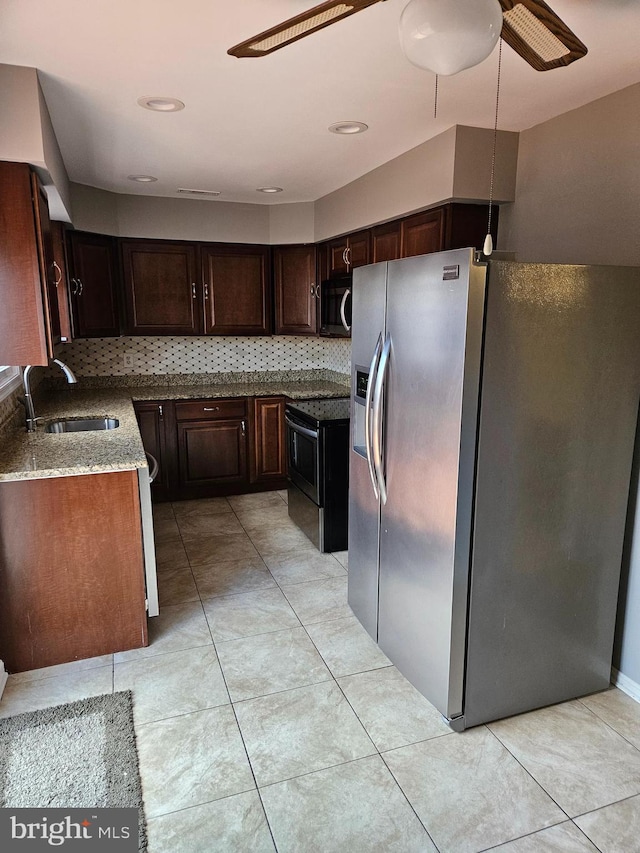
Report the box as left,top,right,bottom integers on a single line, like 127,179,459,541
286,414,321,505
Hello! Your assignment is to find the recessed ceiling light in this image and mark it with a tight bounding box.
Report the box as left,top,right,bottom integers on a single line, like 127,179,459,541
137,96,185,112
127,175,158,182
328,121,369,135
257,187,283,193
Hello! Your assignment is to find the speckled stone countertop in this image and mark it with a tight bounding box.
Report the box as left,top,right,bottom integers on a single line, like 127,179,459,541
0,372,350,482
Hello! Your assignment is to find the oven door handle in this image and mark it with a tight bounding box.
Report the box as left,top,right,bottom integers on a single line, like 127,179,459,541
340,288,351,332
285,415,319,441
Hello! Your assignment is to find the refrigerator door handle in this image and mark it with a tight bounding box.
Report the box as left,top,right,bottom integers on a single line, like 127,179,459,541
340,288,352,332
372,332,391,504
365,334,383,499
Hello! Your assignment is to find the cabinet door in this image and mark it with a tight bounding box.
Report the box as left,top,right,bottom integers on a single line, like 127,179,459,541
371,221,401,263
134,400,173,501
68,232,120,337
31,173,61,350
122,241,201,335
51,221,73,342
251,397,287,482
201,245,271,335
444,203,498,252
326,237,349,277
0,162,52,366
274,245,317,335
178,418,248,488
401,209,445,258
348,230,371,269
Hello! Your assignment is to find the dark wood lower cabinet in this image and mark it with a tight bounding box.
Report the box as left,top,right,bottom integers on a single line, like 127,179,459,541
178,418,248,493
0,470,148,673
134,395,288,500
251,397,287,482
133,400,173,502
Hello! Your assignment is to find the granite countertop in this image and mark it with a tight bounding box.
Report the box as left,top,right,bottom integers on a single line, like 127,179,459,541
0,373,350,482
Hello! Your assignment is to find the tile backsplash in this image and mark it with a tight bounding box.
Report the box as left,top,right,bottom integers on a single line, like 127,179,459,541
52,335,352,378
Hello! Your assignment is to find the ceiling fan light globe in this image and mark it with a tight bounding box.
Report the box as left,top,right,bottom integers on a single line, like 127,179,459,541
399,0,503,75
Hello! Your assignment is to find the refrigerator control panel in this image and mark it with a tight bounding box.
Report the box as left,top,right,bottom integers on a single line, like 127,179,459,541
355,367,369,402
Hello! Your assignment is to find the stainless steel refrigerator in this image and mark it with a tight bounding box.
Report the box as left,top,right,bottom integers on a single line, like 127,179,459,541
348,248,640,730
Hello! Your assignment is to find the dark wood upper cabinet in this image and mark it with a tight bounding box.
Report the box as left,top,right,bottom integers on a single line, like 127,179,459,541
67,231,120,338
326,230,371,277
401,208,446,258
121,241,201,335
200,244,271,336
50,221,73,343
0,161,56,366
443,202,499,252
31,173,61,350
273,245,317,335
371,220,402,263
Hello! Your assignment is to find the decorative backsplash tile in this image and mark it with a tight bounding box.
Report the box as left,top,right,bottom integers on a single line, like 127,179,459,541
52,336,352,378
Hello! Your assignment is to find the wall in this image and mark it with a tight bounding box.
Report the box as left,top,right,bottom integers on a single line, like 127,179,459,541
314,126,519,242
498,82,640,266
54,336,351,378
498,82,640,689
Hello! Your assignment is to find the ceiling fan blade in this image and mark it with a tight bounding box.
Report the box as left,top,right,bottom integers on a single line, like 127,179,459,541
228,0,387,58
498,0,587,71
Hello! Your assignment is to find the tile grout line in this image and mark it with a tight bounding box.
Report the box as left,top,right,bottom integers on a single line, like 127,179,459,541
575,694,640,755
485,725,572,821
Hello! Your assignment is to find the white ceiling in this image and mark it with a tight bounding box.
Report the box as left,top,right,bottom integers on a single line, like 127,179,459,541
1,0,639,205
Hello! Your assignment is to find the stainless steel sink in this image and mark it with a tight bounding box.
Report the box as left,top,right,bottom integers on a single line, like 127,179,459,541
45,417,120,433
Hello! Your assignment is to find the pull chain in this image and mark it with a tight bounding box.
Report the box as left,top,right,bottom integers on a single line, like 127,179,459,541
484,38,502,257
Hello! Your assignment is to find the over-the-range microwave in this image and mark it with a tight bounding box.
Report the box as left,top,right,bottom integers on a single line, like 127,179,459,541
319,274,352,338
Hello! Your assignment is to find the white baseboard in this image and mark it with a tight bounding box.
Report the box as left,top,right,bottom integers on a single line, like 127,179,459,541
0,660,7,700
611,667,640,702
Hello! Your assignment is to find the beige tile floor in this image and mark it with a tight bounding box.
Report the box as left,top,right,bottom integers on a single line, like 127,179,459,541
2,490,640,852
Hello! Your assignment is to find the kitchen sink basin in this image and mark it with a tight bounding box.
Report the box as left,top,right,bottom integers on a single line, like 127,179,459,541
45,417,120,433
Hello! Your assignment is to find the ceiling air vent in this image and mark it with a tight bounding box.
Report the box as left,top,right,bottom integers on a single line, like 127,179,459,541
177,188,221,197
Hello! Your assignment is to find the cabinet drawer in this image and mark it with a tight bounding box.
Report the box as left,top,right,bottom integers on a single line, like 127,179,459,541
175,399,247,422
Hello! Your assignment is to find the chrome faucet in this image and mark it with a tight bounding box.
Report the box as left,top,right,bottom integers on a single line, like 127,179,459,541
23,358,78,432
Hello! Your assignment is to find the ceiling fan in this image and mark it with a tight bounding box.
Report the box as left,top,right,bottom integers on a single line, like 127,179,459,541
228,0,588,73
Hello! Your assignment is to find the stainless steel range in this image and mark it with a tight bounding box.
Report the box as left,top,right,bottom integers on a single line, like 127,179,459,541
285,397,350,553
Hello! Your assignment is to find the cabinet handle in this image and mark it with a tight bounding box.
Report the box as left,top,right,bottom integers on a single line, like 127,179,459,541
342,248,348,265
204,283,210,299
77,278,84,296
203,406,220,412
71,278,78,296
191,282,196,299
158,404,164,419
52,261,62,286
315,282,320,299
241,420,246,435
345,246,351,267
310,284,316,298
